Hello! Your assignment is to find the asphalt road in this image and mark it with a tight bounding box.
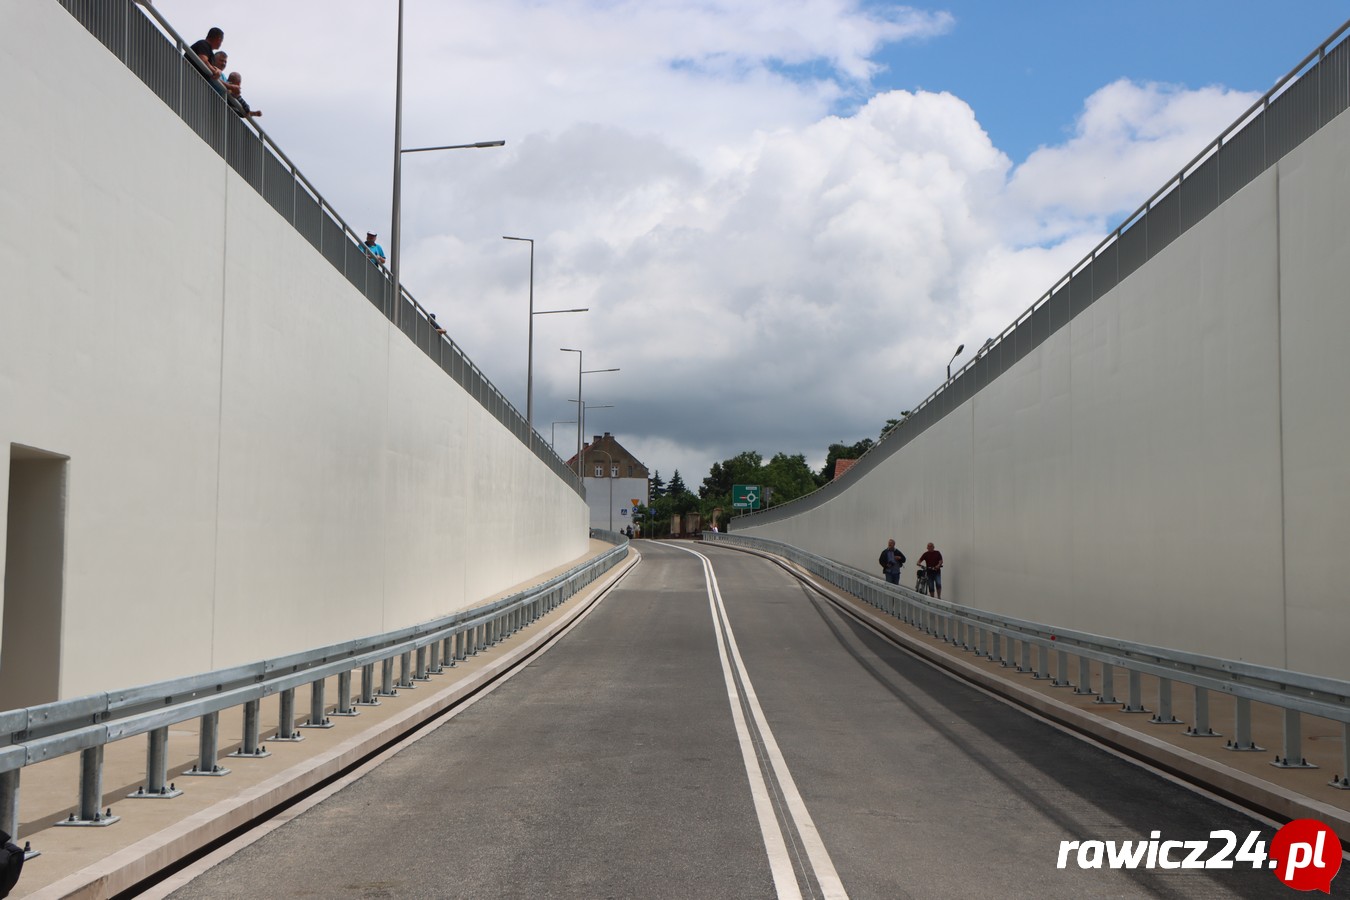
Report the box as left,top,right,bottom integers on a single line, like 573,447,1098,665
167,541,1329,899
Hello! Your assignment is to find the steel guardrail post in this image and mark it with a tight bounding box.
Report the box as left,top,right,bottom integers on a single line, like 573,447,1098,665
131,727,183,797
1274,710,1317,768
428,641,443,675
1096,664,1117,704
300,678,332,729
1150,678,1182,725
1052,650,1072,687
334,670,359,716
357,663,380,705
1185,687,1220,737
1074,656,1095,695
57,746,118,826
1334,724,1350,789
1033,644,1051,680
1227,697,1263,751
988,631,1004,665
415,646,430,682
1122,670,1148,713
229,699,270,758
274,689,302,741
185,711,230,776
379,657,397,697
396,652,415,690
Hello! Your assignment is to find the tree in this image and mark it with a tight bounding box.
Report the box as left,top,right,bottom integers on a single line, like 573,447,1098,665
649,470,666,500
699,451,763,500
667,470,698,515
762,452,818,503
821,438,873,481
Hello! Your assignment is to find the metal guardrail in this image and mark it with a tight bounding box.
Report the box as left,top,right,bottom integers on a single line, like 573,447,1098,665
737,18,1350,529
53,0,582,495
704,531,1350,790
0,536,629,845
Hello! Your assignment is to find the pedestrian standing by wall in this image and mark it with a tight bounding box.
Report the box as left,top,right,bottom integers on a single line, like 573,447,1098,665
878,538,905,585
918,542,944,598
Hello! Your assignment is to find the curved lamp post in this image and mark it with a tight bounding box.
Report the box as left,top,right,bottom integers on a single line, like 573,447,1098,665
946,343,965,383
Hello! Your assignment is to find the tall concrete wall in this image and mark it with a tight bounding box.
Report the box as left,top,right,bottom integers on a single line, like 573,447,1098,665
0,2,588,700
740,107,1350,681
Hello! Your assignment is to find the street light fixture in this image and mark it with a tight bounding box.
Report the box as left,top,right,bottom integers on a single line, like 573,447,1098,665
388,2,504,326
946,343,965,383
504,236,587,431
559,348,619,477
550,420,575,453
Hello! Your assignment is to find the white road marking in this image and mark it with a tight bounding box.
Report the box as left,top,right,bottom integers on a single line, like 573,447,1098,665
671,543,850,900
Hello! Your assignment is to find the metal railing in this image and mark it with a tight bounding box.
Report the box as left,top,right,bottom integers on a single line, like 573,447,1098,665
704,531,1350,790
54,0,582,495
0,536,629,846
738,18,1350,528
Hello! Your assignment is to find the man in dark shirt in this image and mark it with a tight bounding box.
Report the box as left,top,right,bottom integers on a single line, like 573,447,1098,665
878,539,905,585
917,542,943,598
188,27,224,80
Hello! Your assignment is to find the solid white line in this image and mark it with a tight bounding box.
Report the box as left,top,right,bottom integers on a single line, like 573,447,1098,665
672,543,850,899
694,551,803,900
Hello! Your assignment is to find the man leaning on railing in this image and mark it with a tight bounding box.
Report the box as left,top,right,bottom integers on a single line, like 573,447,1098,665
362,232,386,266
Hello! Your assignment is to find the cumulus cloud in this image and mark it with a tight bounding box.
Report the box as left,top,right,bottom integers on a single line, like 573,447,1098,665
1006,80,1259,244
154,0,1265,479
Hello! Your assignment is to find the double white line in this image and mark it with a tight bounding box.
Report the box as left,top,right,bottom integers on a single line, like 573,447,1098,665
672,545,848,900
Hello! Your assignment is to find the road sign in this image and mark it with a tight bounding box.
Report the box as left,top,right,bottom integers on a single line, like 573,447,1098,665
732,484,761,510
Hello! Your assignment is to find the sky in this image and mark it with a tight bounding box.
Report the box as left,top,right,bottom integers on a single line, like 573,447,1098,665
154,0,1350,486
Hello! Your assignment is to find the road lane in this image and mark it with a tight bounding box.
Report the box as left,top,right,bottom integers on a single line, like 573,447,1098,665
696,542,1308,899
167,541,1325,898
169,543,776,899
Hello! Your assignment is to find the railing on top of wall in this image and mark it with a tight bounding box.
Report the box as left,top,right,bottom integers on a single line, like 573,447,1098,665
0,534,630,852
53,0,582,496
704,531,1350,790
737,18,1350,530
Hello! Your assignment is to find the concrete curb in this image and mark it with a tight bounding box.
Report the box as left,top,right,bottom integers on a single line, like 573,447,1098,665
25,551,639,900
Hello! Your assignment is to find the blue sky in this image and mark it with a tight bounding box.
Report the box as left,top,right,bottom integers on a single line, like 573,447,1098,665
869,2,1350,161
153,0,1350,481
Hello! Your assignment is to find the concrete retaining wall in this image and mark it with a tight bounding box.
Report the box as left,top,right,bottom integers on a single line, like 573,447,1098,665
0,2,588,702
739,107,1350,681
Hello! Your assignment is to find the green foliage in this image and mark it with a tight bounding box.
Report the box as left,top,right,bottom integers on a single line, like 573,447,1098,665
821,438,873,481
697,449,820,521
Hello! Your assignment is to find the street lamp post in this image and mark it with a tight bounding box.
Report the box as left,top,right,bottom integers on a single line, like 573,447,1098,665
579,367,619,479
504,236,586,431
946,343,966,383
559,349,619,478
389,3,504,326
560,348,583,473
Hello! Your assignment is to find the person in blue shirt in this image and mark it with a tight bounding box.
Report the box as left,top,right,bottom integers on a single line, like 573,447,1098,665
362,232,386,265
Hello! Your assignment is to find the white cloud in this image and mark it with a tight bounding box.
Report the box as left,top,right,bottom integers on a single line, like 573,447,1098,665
1006,80,1259,243
153,0,1267,483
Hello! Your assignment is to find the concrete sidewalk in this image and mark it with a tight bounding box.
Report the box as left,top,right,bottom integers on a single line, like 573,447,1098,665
11,540,634,899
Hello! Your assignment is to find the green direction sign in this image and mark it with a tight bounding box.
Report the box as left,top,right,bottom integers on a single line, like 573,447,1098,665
732,484,761,510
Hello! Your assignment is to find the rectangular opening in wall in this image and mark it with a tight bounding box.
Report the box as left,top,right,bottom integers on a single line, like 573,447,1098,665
1,445,69,709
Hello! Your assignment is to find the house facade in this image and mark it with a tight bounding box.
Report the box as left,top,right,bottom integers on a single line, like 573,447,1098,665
568,433,650,533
